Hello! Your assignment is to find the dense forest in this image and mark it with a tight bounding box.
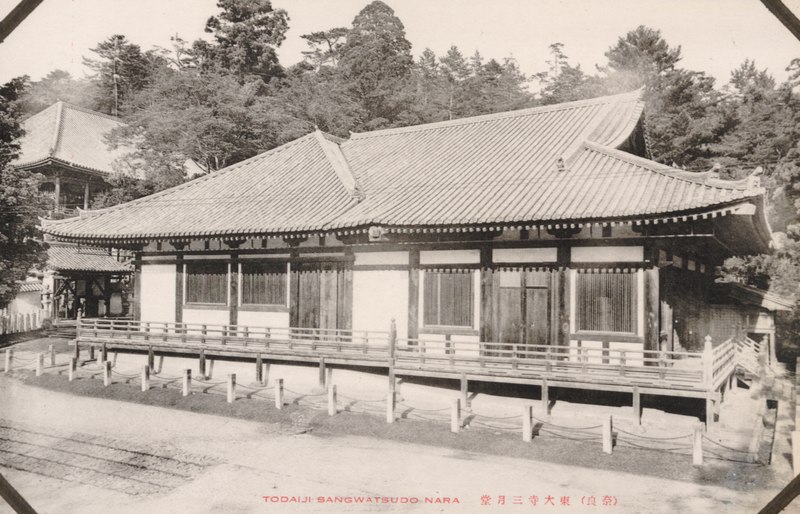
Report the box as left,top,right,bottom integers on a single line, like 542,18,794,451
2,0,800,349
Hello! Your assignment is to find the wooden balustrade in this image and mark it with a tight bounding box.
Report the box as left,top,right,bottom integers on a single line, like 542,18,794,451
75,319,741,397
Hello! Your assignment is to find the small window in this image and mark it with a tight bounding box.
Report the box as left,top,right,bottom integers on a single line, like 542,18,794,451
575,271,636,333
185,262,228,304
423,270,473,327
241,262,287,306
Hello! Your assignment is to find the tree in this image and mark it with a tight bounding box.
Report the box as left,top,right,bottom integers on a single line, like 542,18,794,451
83,35,164,116
194,0,289,82
0,77,47,309
300,28,349,70
18,70,99,115
100,65,308,207
604,25,682,88
338,0,414,127
273,63,364,138
535,43,605,104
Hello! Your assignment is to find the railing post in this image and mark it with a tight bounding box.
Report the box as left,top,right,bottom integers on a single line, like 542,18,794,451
602,415,613,454
328,384,337,416
619,350,626,376
101,342,107,363
49,344,55,367
541,378,549,416
141,364,150,392
275,378,284,409
523,404,533,442
74,340,80,360
386,391,395,423
182,369,191,397
658,350,666,380
450,398,461,433
388,319,397,400
693,423,704,466
68,357,76,381
581,347,588,374
703,335,713,389
256,354,263,385
4,349,12,373
319,357,326,389
147,346,155,373
199,349,206,379
632,386,641,425
35,353,43,377
227,373,236,403
460,373,469,409
545,349,552,373
103,360,111,386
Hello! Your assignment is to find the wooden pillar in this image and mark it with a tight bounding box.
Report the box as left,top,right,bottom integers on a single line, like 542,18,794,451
229,254,238,327
541,378,549,416
256,354,263,384
275,378,284,409
408,250,420,341
319,358,326,388
460,373,469,408
632,386,641,425
227,373,236,403
693,423,704,466
182,369,191,396
602,415,613,454
53,175,61,213
644,250,660,351
141,364,150,391
175,254,184,324
103,361,111,386
199,349,206,378
133,253,142,321
556,244,570,346
523,405,533,442
328,385,337,416
479,247,492,342
450,398,461,433
83,182,90,210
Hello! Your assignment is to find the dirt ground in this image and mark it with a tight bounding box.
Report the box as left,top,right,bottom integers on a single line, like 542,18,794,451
0,337,796,513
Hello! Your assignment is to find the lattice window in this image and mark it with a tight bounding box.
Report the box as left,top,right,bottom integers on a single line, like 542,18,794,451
575,270,636,333
241,262,287,306
423,270,473,327
185,262,227,305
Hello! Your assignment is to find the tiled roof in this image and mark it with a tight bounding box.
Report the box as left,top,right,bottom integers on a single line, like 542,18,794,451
16,281,44,293
43,133,363,241
42,90,766,244
47,244,131,273
13,102,129,175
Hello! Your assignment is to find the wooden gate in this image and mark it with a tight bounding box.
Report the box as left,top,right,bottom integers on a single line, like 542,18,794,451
291,262,352,330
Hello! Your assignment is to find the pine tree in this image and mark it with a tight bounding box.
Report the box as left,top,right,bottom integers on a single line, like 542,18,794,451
338,1,414,128
0,77,47,309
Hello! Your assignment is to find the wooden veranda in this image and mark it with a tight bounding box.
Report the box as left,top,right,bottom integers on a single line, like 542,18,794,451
71,318,763,426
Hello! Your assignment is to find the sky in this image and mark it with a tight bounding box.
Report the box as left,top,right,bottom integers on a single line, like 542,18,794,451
0,0,799,87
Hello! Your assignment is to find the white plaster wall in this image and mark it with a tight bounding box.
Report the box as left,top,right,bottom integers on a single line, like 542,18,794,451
571,246,644,262
237,310,290,329
140,264,176,323
493,247,557,263
420,249,480,265
182,308,229,327
352,270,408,341
354,251,409,266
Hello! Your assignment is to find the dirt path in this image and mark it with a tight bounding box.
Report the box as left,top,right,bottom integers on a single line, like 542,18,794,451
0,372,790,514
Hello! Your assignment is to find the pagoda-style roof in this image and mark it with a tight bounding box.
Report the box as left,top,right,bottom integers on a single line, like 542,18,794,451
47,243,131,274
13,101,129,177
42,90,770,254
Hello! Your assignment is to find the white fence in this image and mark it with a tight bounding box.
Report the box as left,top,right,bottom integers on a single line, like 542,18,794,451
0,309,45,335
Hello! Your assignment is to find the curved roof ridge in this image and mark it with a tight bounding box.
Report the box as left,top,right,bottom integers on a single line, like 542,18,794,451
347,89,643,141
50,101,65,156
582,141,764,194
42,130,319,228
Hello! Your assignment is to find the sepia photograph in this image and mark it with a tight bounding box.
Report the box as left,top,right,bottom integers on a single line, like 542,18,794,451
1,0,800,512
